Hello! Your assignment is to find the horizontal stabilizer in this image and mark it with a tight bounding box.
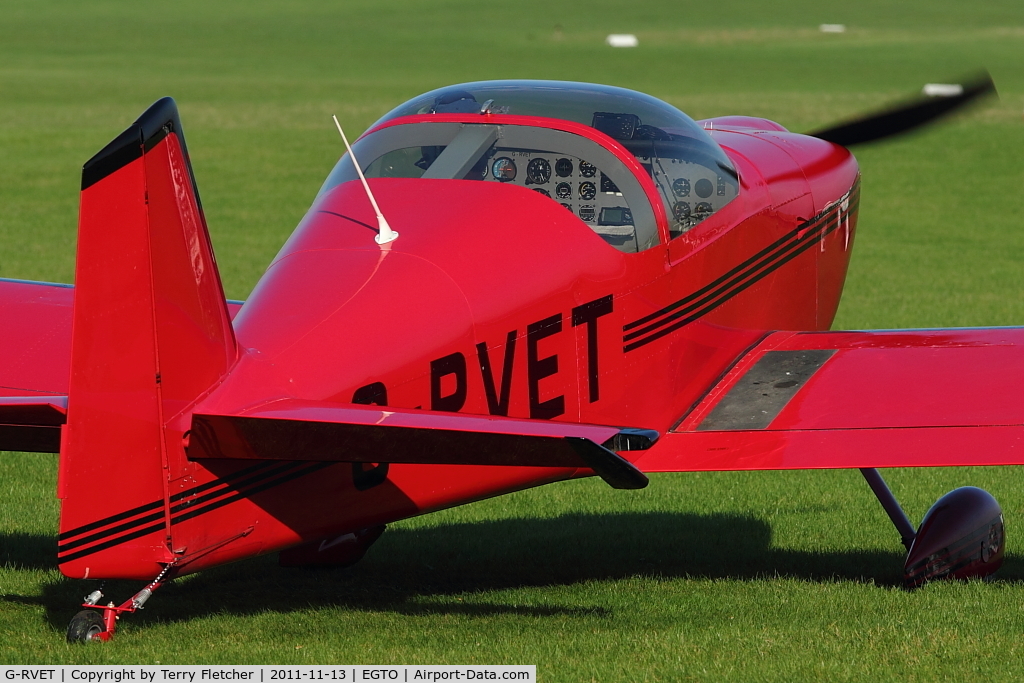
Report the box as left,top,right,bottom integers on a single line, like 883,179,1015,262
0,395,67,453
186,400,652,489
635,327,1024,473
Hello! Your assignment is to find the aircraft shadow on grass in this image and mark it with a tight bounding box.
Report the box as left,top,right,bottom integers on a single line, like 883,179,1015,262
3,511,1023,630
0,531,58,571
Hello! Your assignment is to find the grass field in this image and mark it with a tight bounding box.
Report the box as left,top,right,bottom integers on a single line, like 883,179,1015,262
3,0,1024,677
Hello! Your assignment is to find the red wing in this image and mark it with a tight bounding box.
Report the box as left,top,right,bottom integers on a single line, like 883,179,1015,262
0,277,244,452
0,277,244,402
635,327,1024,473
0,278,73,452
0,278,74,399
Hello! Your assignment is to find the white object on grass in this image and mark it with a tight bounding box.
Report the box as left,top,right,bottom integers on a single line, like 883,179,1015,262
922,83,964,97
606,34,639,47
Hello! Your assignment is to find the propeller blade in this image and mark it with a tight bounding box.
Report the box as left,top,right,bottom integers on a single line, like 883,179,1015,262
809,72,996,147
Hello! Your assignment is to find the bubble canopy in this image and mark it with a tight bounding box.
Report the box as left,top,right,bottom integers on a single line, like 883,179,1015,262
374,80,712,142
369,81,737,204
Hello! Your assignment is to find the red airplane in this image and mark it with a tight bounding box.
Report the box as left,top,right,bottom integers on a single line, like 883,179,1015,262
0,76,1008,643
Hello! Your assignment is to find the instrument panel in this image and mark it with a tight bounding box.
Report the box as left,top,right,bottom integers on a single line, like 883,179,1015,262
479,148,638,251
646,156,738,237
477,147,738,246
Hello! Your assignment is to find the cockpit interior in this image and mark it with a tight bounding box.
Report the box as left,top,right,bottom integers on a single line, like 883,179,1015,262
320,81,739,253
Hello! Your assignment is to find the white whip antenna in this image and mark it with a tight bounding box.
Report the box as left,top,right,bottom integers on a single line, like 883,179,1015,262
332,115,398,245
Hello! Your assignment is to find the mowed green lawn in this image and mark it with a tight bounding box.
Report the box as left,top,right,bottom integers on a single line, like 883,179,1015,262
3,0,1024,677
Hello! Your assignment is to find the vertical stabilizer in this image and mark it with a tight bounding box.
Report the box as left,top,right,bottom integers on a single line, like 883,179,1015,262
57,98,236,579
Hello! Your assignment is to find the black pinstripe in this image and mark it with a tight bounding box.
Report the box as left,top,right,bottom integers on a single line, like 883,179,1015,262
624,183,860,352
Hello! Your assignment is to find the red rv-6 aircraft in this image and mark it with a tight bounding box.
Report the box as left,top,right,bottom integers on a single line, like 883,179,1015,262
0,77,1012,642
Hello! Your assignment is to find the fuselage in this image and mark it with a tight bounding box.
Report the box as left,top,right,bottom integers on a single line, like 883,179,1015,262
214,112,859,438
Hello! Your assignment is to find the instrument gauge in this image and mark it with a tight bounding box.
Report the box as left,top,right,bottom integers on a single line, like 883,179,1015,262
555,158,574,177
579,160,597,178
527,158,551,184
560,203,573,212
579,182,597,201
672,178,691,197
672,201,691,221
491,157,517,181
694,202,714,220
695,178,714,198
533,188,551,197
555,182,572,199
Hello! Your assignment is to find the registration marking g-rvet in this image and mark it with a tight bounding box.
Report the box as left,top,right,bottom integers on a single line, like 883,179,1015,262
351,294,614,420
4,672,55,680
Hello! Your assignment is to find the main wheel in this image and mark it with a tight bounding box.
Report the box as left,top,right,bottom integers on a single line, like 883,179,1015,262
66,610,105,643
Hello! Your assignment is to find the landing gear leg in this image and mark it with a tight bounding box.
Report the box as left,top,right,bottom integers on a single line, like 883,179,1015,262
859,468,916,549
66,564,174,643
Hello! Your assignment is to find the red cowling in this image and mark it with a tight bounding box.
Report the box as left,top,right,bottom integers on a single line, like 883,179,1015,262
904,486,1004,589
